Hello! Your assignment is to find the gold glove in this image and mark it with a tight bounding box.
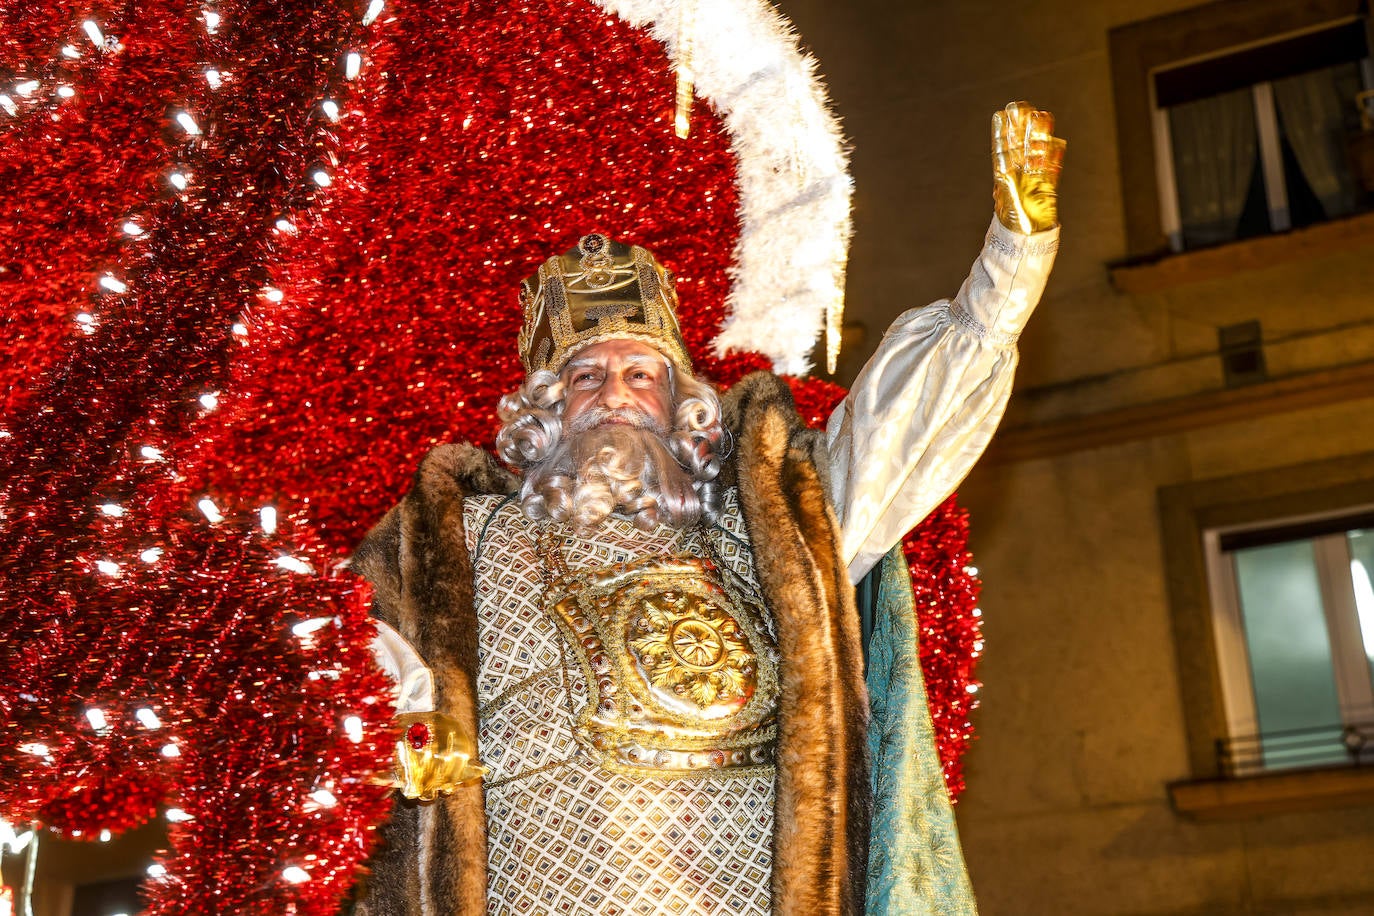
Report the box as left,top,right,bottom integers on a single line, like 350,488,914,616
992,101,1066,234
393,711,487,801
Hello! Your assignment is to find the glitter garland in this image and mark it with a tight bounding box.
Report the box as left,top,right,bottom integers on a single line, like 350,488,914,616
0,1,981,909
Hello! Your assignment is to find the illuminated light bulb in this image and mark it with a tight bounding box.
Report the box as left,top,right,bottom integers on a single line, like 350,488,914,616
122,220,143,236
61,44,81,59
75,312,96,332
203,10,221,33
95,560,121,577
262,286,284,303
321,99,340,121
311,169,332,187
99,274,128,293
147,863,168,879
198,392,219,410
291,617,332,637
964,565,980,577
19,743,50,757
282,866,311,884
965,683,980,694
205,69,222,89
274,555,313,575
175,111,201,135
274,218,295,233
232,322,248,336
99,830,112,843
310,788,338,807
197,497,223,524
345,52,362,80
14,80,38,97
363,0,385,25
85,707,109,730
169,171,189,190
99,503,125,517
461,114,473,129
140,547,164,564
260,505,278,534
82,20,105,47
0,96,16,116
164,808,193,823
160,743,181,758
140,445,164,460
136,708,162,729
57,84,76,98
344,716,364,743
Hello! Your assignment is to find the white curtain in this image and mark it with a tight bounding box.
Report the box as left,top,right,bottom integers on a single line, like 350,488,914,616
1273,65,1360,220
1169,87,1258,246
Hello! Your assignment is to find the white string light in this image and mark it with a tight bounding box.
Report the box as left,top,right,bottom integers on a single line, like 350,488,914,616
140,546,164,563
122,220,144,236
99,503,125,517
98,274,128,293
274,555,313,575
362,0,385,26
95,560,121,577
56,84,76,98
343,716,363,743
14,80,39,97
164,808,193,822
311,169,331,187
344,52,362,80
85,707,109,730
169,171,189,190
136,708,163,729
139,445,165,461
196,497,223,524
198,391,219,410
205,69,222,89
175,111,202,135
61,44,81,59
282,865,311,884
146,863,168,879
321,99,340,121
82,20,105,48
0,95,17,116
202,9,221,34
291,617,332,637
160,743,181,758
259,505,278,534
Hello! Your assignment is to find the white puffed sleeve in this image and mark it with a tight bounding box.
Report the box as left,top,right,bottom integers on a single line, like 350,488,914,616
371,620,436,714
827,217,1059,583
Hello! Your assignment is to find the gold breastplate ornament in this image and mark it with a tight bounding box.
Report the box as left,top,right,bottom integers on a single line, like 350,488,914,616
537,530,780,778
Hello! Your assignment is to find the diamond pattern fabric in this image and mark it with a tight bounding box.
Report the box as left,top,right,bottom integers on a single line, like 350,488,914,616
465,492,774,915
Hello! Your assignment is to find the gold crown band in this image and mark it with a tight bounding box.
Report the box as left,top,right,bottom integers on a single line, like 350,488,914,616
518,234,693,377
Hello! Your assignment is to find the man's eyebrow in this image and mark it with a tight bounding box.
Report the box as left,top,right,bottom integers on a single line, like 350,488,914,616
622,354,667,369
565,357,602,371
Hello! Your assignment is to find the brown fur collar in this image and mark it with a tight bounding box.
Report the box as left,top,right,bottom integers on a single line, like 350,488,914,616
355,375,869,915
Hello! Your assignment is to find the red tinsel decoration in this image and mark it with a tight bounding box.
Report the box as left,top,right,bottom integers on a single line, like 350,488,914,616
1,0,983,910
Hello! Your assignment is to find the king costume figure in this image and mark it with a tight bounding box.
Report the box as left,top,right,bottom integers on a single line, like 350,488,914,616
350,102,1066,916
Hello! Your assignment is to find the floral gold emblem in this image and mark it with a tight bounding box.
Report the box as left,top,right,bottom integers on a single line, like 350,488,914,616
629,592,754,713
537,543,779,778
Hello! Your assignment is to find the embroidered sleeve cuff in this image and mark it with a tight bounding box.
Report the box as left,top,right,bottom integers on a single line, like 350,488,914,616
953,217,1059,344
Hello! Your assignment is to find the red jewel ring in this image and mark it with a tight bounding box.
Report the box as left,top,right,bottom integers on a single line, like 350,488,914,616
406,721,431,750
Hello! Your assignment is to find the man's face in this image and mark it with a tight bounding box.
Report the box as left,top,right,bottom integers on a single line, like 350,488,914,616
560,339,673,435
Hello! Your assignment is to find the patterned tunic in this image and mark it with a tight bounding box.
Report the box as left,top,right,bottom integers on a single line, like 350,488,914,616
465,490,776,916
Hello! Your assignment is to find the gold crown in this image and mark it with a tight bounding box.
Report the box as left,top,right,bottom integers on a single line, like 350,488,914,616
518,234,693,376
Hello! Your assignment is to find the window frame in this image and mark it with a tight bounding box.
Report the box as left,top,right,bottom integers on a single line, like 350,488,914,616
1157,450,1374,782
1108,0,1372,258
1202,509,1374,775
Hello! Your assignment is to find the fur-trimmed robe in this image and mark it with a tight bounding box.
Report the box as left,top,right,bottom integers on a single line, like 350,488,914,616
351,372,871,915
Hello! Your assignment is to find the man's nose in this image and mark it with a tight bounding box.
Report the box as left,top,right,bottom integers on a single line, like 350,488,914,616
599,375,634,409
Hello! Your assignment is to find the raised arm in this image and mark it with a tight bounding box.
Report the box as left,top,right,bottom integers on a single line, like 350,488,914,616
827,102,1064,582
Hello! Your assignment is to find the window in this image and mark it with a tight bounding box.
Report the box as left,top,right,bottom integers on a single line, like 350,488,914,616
1204,510,1374,775
1151,21,1374,251
1108,0,1374,258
